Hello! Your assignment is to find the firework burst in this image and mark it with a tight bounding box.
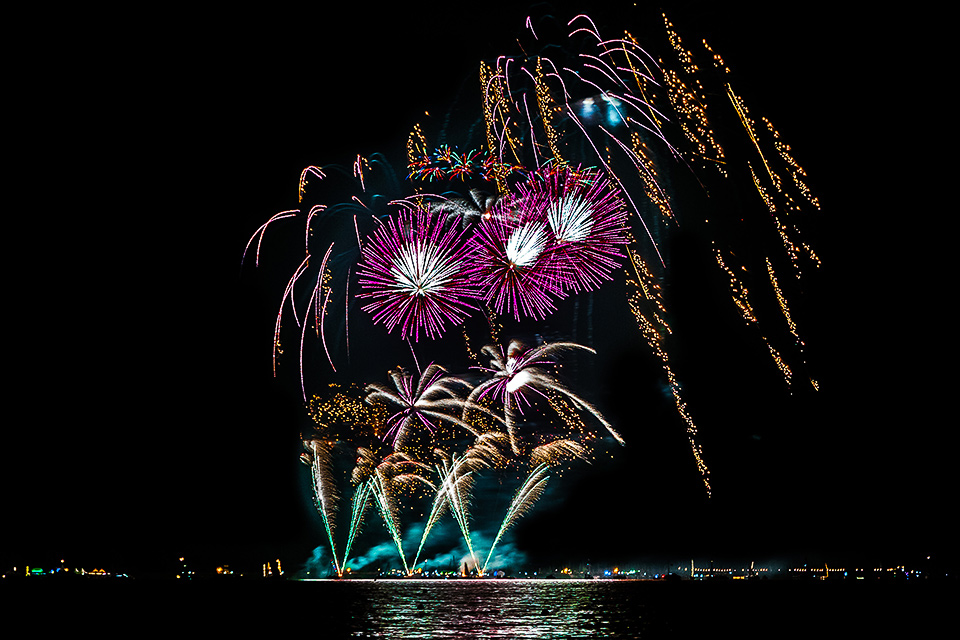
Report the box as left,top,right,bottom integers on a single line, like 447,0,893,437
464,195,569,320
521,166,631,293
363,450,432,574
356,205,480,341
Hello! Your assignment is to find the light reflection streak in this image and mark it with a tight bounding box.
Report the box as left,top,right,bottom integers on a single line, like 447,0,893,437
287,580,654,639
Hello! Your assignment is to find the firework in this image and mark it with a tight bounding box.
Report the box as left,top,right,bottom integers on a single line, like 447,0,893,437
376,452,432,574
413,450,480,573
307,383,388,442
427,189,498,232
464,194,569,321
407,143,526,185
356,204,481,341
529,437,591,468
249,9,827,570
365,364,479,450
301,439,342,576
410,433,509,574
519,166,631,293
341,479,373,574
467,340,623,454
482,463,551,574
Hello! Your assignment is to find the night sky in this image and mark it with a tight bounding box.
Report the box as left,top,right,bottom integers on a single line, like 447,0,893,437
7,2,951,577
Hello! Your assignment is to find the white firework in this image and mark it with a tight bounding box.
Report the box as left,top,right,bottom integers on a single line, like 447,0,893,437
547,194,595,243
390,238,455,298
505,222,549,268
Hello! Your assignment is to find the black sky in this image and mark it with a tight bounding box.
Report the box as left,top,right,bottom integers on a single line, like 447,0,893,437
7,2,951,576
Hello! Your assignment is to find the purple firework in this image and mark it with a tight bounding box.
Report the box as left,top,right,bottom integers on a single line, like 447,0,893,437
463,194,569,321
356,205,480,341
519,166,630,294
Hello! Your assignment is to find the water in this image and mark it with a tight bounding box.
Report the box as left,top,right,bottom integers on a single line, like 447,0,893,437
301,579,947,638
6,577,948,637
318,579,659,638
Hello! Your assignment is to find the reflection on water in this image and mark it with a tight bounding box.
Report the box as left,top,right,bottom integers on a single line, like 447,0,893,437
319,579,659,638
7,577,940,636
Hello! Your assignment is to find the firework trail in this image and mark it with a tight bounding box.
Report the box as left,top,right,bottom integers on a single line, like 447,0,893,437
367,468,407,574
665,16,821,397
300,439,342,577
341,480,373,574
482,462,550,574
334,446,384,574
411,433,509,574
242,209,298,269
624,240,712,494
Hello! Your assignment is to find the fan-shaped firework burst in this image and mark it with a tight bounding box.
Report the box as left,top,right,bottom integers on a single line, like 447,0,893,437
356,205,480,341
358,450,432,575
521,166,631,293
483,462,551,573
412,441,501,574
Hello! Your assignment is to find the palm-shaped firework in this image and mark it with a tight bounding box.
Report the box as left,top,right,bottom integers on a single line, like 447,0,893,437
466,339,624,454
356,204,480,341
365,363,479,450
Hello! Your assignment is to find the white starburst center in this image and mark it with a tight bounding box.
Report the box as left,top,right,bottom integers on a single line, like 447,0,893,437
390,240,455,296
505,222,548,268
547,195,594,243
